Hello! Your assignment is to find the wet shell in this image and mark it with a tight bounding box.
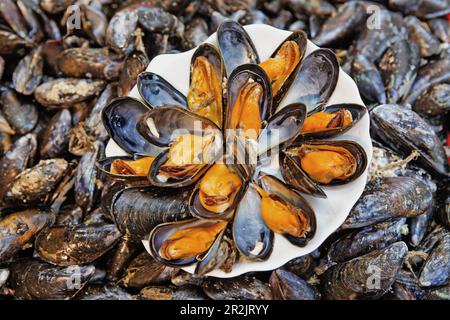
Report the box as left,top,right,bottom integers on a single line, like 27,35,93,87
13,46,43,95
371,104,449,176
321,242,408,300
102,97,156,155
7,259,95,300
35,224,122,266
203,276,273,300
419,233,450,287
327,219,407,263
343,177,433,229
217,20,260,76
137,72,187,109
39,109,72,159
109,186,192,240
280,48,339,111
270,269,320,300
0,209,54,263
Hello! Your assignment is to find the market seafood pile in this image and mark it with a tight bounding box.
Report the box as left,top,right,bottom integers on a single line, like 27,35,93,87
0,0,449,300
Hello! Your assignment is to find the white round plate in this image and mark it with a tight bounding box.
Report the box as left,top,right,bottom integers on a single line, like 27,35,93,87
105,24,373,278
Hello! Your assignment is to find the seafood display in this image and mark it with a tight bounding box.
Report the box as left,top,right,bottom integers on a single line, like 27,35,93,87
0,0,449,301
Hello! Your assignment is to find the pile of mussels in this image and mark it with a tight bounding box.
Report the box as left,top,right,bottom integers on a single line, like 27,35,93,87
0,0,449,300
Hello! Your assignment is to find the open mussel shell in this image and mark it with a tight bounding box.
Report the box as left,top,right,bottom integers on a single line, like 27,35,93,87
194,232,231,276
279,49,339,112
137,72,187,109
148,219,227,268
262,31,308,111
225,64,272,131
97,156,153,184
137,106,222,187
258,103,307,156
233,185,274,260
188,43,224,128
258,174,316,247
148,150,212,188
299,103,367,140
189,164,248,220
137,105,222,147
102,97,156,155
218,20,260,76
281,140,368,198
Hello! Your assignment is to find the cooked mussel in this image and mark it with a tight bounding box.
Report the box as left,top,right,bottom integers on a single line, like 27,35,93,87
189,164,246,220
257,174,316,247
137,72,187,109
149,219,228,267
188,43,224,128
102,97,156,155
279,49,339,111
259,31,307,110
218,20,260,76
233,185,274,260
97,155,155,184
226,64,272,140
137,106,222,187
299,104,366,139
281,140,367,197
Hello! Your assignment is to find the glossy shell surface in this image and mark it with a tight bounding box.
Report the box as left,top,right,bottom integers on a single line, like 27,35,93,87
107,24,373,278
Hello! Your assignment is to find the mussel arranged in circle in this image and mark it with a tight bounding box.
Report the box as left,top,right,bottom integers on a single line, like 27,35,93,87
218,20,260,76
137,106,223,187
137,72,187,109
259,31,307,111
299,103,366,140
148,218,228,267
101,20,369,275
189,163,247,220
257,174,316,247
102,97,157,155
187,43,224,128
281,140,368,198
97,155,155,184
279,48,339,112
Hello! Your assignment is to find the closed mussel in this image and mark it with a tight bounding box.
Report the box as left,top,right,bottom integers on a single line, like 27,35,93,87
281,140,367,197
371,104,449,176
